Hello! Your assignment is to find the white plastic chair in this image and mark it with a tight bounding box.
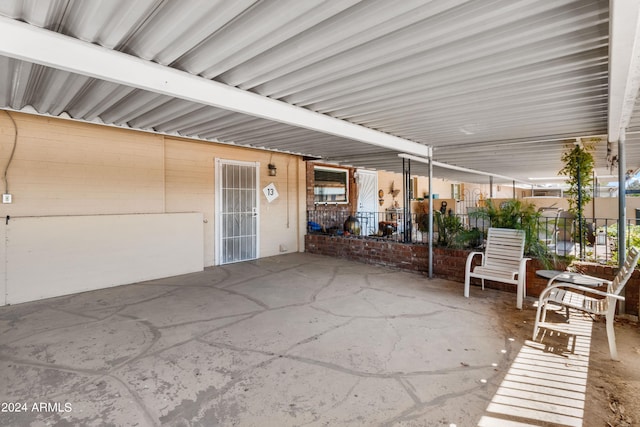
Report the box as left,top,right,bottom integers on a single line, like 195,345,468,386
464,228,530,309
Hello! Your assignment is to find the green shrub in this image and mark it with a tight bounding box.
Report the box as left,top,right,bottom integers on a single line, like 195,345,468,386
455,228,483,249
597,223,640,265
434,211,464,247
471,199,553,268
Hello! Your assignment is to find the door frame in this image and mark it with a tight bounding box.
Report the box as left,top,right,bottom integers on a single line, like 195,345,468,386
215,158,260,265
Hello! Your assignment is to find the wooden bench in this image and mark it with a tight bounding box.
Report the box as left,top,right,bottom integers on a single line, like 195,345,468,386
464,228,530,309
532,247,640,360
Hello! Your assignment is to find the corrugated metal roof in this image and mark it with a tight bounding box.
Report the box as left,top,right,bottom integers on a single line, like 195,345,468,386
1,0,637,184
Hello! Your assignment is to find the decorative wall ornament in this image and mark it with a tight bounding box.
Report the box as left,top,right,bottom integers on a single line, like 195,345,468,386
607,140,619,172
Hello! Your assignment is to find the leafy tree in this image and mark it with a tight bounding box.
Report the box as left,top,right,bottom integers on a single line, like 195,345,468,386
626,178,640,197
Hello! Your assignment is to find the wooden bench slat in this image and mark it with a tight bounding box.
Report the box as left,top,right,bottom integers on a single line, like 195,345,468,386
485,257,524,264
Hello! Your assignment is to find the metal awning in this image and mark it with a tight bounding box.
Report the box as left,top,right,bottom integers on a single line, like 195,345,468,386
1,0,640,185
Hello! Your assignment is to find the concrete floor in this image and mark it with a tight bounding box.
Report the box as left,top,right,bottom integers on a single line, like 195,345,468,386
0,252,630,426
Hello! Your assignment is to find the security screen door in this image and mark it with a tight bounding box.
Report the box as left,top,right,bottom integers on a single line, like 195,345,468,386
356,169,378,236
216,159,259,264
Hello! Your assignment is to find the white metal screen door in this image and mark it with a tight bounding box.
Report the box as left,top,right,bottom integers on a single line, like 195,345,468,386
356,169,378,236
216,159,259,264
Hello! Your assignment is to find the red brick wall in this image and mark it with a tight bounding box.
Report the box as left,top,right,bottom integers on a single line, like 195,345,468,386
304,234,640,316
306,162,357,212
305,234,428,272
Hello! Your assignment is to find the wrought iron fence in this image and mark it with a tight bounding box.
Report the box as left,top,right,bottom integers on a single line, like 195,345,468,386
307,209,632,264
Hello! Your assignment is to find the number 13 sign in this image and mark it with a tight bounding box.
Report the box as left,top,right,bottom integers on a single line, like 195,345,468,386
263,183,279,203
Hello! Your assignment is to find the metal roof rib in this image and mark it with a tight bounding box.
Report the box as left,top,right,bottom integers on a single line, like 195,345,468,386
1,0,640,184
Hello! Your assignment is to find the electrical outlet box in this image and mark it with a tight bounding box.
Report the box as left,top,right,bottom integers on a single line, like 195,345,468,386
2,194,12,204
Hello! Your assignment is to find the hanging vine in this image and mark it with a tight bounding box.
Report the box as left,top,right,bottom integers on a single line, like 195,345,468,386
558,142,594,221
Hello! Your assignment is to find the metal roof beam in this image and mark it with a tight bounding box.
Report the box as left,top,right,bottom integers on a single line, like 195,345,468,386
608,0,640,141
398,153,532,185
0,16,431,158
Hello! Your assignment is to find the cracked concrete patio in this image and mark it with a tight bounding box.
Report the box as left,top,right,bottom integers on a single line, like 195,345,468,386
1,252,636,426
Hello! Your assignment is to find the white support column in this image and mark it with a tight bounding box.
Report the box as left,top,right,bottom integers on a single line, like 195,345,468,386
489,176,494,198
428,152,433,279
608,0,640,142
618,129,627,313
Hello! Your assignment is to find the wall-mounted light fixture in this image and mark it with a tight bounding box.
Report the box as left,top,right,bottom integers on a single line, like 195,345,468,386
268,163,277,176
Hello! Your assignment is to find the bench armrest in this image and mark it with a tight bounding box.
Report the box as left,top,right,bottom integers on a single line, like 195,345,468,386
573,274,612,286
464,251,484,299
547,273,612,288
518,257,531,277
539,282,625,301
465,251,484,270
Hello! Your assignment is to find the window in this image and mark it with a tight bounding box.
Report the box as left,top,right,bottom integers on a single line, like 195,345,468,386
451,184,461,200
410,177,419,199
314,166,349,203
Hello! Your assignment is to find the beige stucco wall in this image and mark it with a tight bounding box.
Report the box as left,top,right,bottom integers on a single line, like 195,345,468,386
523,196,640,221
462,181,519,201
0,112,306,304
376,170,461,214
373,170,637,222
163,137,305,263
0,113,166,216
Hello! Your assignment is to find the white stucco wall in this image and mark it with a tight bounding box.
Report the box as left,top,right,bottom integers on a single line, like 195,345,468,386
3,213,203,305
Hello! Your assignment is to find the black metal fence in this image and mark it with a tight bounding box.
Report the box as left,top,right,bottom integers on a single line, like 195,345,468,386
307,209,630,264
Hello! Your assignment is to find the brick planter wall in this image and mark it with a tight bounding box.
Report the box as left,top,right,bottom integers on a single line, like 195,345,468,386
305,234,640,316
305,234,429,272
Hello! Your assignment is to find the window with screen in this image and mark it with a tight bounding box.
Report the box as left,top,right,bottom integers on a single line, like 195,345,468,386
314,166,349,203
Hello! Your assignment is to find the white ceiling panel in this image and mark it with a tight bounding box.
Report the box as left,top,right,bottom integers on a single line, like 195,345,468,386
1,0,639,186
